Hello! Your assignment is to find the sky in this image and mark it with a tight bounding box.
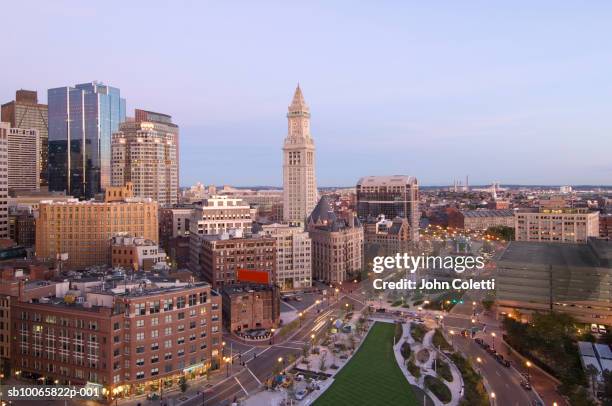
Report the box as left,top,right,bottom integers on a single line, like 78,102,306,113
2,1,612,187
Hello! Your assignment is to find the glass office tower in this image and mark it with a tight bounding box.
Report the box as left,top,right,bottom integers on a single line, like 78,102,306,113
48,82,126,199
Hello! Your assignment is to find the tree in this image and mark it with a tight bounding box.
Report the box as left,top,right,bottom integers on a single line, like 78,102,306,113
585,364,599,397
179,376,188,393
602,370,612,406
481,299,494,311
319,352,327,371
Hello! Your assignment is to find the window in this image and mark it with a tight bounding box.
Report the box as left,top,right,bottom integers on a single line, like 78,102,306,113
164,327,172,336
151,368,159,376
136,371,144,379
135,303,145,316
136,320,144,328
188,294,197,306
164,340,172,349
136,346,145,354
176,297,186,309
136,332,144,341
151,355,159,364
164,315,172,323
178,312,185,320
163,299,173,311
164,352,172,360
151,330,159,338
177,337,185,345
136,358,144,366
151,317,159,326
151,342,159,351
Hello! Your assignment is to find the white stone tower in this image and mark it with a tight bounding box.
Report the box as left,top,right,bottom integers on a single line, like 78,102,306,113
283,84,318,226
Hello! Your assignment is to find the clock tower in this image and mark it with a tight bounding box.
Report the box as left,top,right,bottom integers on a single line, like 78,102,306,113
283,85,318,226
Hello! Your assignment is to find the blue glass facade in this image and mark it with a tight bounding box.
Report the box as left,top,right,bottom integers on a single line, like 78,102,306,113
48,82,126,199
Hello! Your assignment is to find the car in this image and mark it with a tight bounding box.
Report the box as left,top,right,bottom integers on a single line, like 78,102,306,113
500,359,511,367
486,347,497,355
475,338,484,345
294,390,307,400
591,323,599,333
482,343,490,350
521,381,532,390
295,374,304,381
598,325,607,334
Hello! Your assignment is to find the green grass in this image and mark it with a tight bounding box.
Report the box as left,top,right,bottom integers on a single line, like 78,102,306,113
313,322,418,406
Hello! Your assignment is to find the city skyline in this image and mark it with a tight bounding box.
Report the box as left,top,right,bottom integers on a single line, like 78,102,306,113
2,1,612,187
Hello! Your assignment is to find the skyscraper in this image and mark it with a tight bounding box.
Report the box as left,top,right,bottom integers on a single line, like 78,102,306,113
1,90,48,187
0,123,8,238
47,82,126,199
282,85,318,226
6,127,40,192
111,109,179,206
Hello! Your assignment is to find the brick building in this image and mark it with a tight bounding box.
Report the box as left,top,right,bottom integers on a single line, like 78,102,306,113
220,283,280,333
11,278,222,398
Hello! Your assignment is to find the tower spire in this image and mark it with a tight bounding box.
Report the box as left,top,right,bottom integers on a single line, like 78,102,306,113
290,83,308,112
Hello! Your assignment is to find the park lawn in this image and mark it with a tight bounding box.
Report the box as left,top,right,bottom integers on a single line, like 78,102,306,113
313,322,418,406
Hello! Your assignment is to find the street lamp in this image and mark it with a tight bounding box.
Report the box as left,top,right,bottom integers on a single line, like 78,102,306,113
311,333,316,347
491,332,496,350
525,361,532,382
449,330,455,346
270,328,275,344
299,312,303,327
490,392,496,406
224,356,230,377
222,341,226,356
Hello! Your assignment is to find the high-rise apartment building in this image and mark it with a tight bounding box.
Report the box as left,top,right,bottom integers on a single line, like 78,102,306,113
48,82,126,199
35,184,158,268
1,90,48,186
356,176,420,241
256,223,312,291
515,208,600,244
282,85,318,226
112,111,178,206
6,127,40,192
189,196,253,236
11,278,222,396
307,196,363,284
0,123,8,239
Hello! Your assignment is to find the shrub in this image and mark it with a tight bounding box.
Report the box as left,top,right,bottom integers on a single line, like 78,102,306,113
394,322,403,343
436,356,453,382
407,358,421,379
425,375,452,403
433,329,453,352
401,341,412,360
411,323,428,343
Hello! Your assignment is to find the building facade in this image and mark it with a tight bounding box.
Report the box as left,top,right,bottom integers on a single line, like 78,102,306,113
190,232,276,289
189,196,253,237
515,208,599,244
448,209,514,231
220,283,280,333
1,90,48,187
6,127,40,192
159,206,194,269
111,111,178,206
0,124,8,239
48,82,126,199
496,239,612,325
307,196,363,284
11,279,222,398
35,185,158,268
364,215,411,258
257,223,312,291
111,235,167,271
282,85,318,226
356,175,420,241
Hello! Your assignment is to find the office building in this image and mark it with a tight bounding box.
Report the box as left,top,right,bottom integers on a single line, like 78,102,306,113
496,239,612,325
282,85,318,225
307,196,363,284
35,184,158,268
600,214,612,239
256,223,312,291
515,208,599,244
220,283,280,333
111,235,167,271
356,175,420,241
8,207,36,247
1,90,48,186
11,277,222,397
190,231,276,289
159,206,194,269
448,209,514,231
48,82,126,199
189,196,253,236
0,124,8,239
112,111,179,206
6,127,40,192
363,215,411,257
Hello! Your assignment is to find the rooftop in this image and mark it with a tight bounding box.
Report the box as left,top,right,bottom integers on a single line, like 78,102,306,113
498,238,612,268
357,175,417,186
462,209,514,218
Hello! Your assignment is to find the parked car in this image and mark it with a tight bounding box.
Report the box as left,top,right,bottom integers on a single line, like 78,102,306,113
475,338,484,345
295,390,307,400
521,381,532,391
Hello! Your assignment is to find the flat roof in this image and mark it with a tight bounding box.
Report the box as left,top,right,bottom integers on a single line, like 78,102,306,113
357,175,417,186
498,241,604,268
594,343,612,360
463,209,514,218
579,341,597,357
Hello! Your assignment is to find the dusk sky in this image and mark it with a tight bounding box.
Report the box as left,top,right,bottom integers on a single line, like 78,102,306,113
2,1,612,187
